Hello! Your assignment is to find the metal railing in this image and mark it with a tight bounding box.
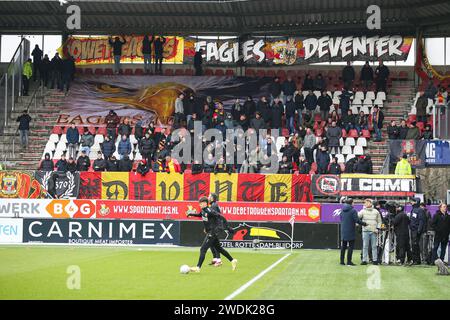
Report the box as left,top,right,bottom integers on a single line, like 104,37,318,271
0,37,30,134
433,104,450,140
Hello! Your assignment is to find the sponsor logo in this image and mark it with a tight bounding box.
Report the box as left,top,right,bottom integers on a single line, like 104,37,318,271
221,223,303,249
23,219,179,246
45,200,95,219
0,218,23,243
315,175,340,196
98,204,110,217
1,174,18,197
308,206,320,220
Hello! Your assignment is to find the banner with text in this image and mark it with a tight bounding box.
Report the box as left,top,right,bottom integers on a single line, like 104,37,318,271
184,35,413,65
96,200,321,222
388,140,427,169
340,174,417,197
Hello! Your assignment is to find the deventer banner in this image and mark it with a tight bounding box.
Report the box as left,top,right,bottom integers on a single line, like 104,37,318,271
95,200,321,223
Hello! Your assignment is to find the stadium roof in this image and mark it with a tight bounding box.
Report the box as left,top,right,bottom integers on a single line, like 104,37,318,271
0,0,449,37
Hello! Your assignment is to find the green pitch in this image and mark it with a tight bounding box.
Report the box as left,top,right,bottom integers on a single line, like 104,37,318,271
0,246,449,300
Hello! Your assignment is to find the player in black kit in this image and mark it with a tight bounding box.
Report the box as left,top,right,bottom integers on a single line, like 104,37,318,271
187,196,238,272
207,193,235,267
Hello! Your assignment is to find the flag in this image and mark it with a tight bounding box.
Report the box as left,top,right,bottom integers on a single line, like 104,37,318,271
289,214,296,226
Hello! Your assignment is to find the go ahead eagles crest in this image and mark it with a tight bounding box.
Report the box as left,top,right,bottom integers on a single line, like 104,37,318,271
0,173,19,197
272,38,298,65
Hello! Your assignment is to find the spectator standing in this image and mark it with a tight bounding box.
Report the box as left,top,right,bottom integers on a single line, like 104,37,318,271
243,96,256,119
302,74,314,91
375,60,390,93
50,53,62,90
399,119,409,139
93,152,107,171
360,61,374,91
100,135,116,160
40,54,50,88
79,128,94,156
105,110,120,142
174,93,185,128
142,35,154,74
326,121,342,155
303,128,316,165
395,154,412,175
154,35,166,74
316,145,330,174
22,58,33,96
271,99,283,135
405,121,420,140
340,198,366,266
285,95,297,135
66,124,80,159
409,198,426,265
339,89,353,116
269,77,282,104
431,203,450,262
108,36,126,74
358,199,382,265
317,90,332,121
304,90,318,116
118,118,132,138
118,135,132,160
39,153,54,171
393,204,412,265
282,76,297,104
294,90,304,127
355,111,369,136
387,120,400,139
61,56,75,93
31,45,43,82
372,105,384,142
76,150,90,171
342,61,355,90
313,73,326,91
16,110,32,149
194,49,203,76
415,93,429,125
56,154,68,172
134,120,145,142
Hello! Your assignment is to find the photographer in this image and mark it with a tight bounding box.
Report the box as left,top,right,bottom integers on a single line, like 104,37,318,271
340,197,367,266
393,204,412,265
358,199,382,265
409,198,426,265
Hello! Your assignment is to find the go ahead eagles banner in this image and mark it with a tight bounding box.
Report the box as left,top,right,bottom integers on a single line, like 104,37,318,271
184,35,413,65
62,35,184,65
78,172,314,203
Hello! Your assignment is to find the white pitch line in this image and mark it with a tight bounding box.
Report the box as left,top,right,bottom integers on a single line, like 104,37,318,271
224,253,291,300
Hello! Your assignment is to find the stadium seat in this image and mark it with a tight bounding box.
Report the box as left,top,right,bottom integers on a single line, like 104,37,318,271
59,134,67,144
44,141,56,152
352,98,362,105
341,129,347,138
354,91,364,100
361,129,371,138
174,69,184,76
398,71,408,80
339,137,344,146
84,68,93,75
333,91,342,99
266,70,276,77
345,137,356,146
341,145,352,155
134,69,144,75
356,137,367,147
348,129,359,138
164,69,174,76
346,154,356,162
184,69,194,76
313,91,321,98
336,154,346,164
94,68,103,75
245,69,255,77
360,106,370,115
104,68,114,75
366,91,375,100
363,98,373,106
49,133,60,144
215,69,225,76
204,69,214,76
350,105,359,114
353,145,364,156
255,69,265,78
225,69,235,77
376,91,386,101
373,98,384,107
124,69,133,75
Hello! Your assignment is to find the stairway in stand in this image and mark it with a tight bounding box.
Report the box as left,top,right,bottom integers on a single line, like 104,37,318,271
0,84,66,171
367,80,416,173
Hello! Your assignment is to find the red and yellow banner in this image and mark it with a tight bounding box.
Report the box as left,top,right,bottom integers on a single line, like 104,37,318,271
79,172,313,203
63,35,184,65
95,199,321,222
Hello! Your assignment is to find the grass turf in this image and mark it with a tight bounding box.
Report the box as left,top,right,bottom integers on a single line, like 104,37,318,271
0,246,449,300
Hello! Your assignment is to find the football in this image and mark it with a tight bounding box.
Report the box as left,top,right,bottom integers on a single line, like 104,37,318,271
180,264,190,274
